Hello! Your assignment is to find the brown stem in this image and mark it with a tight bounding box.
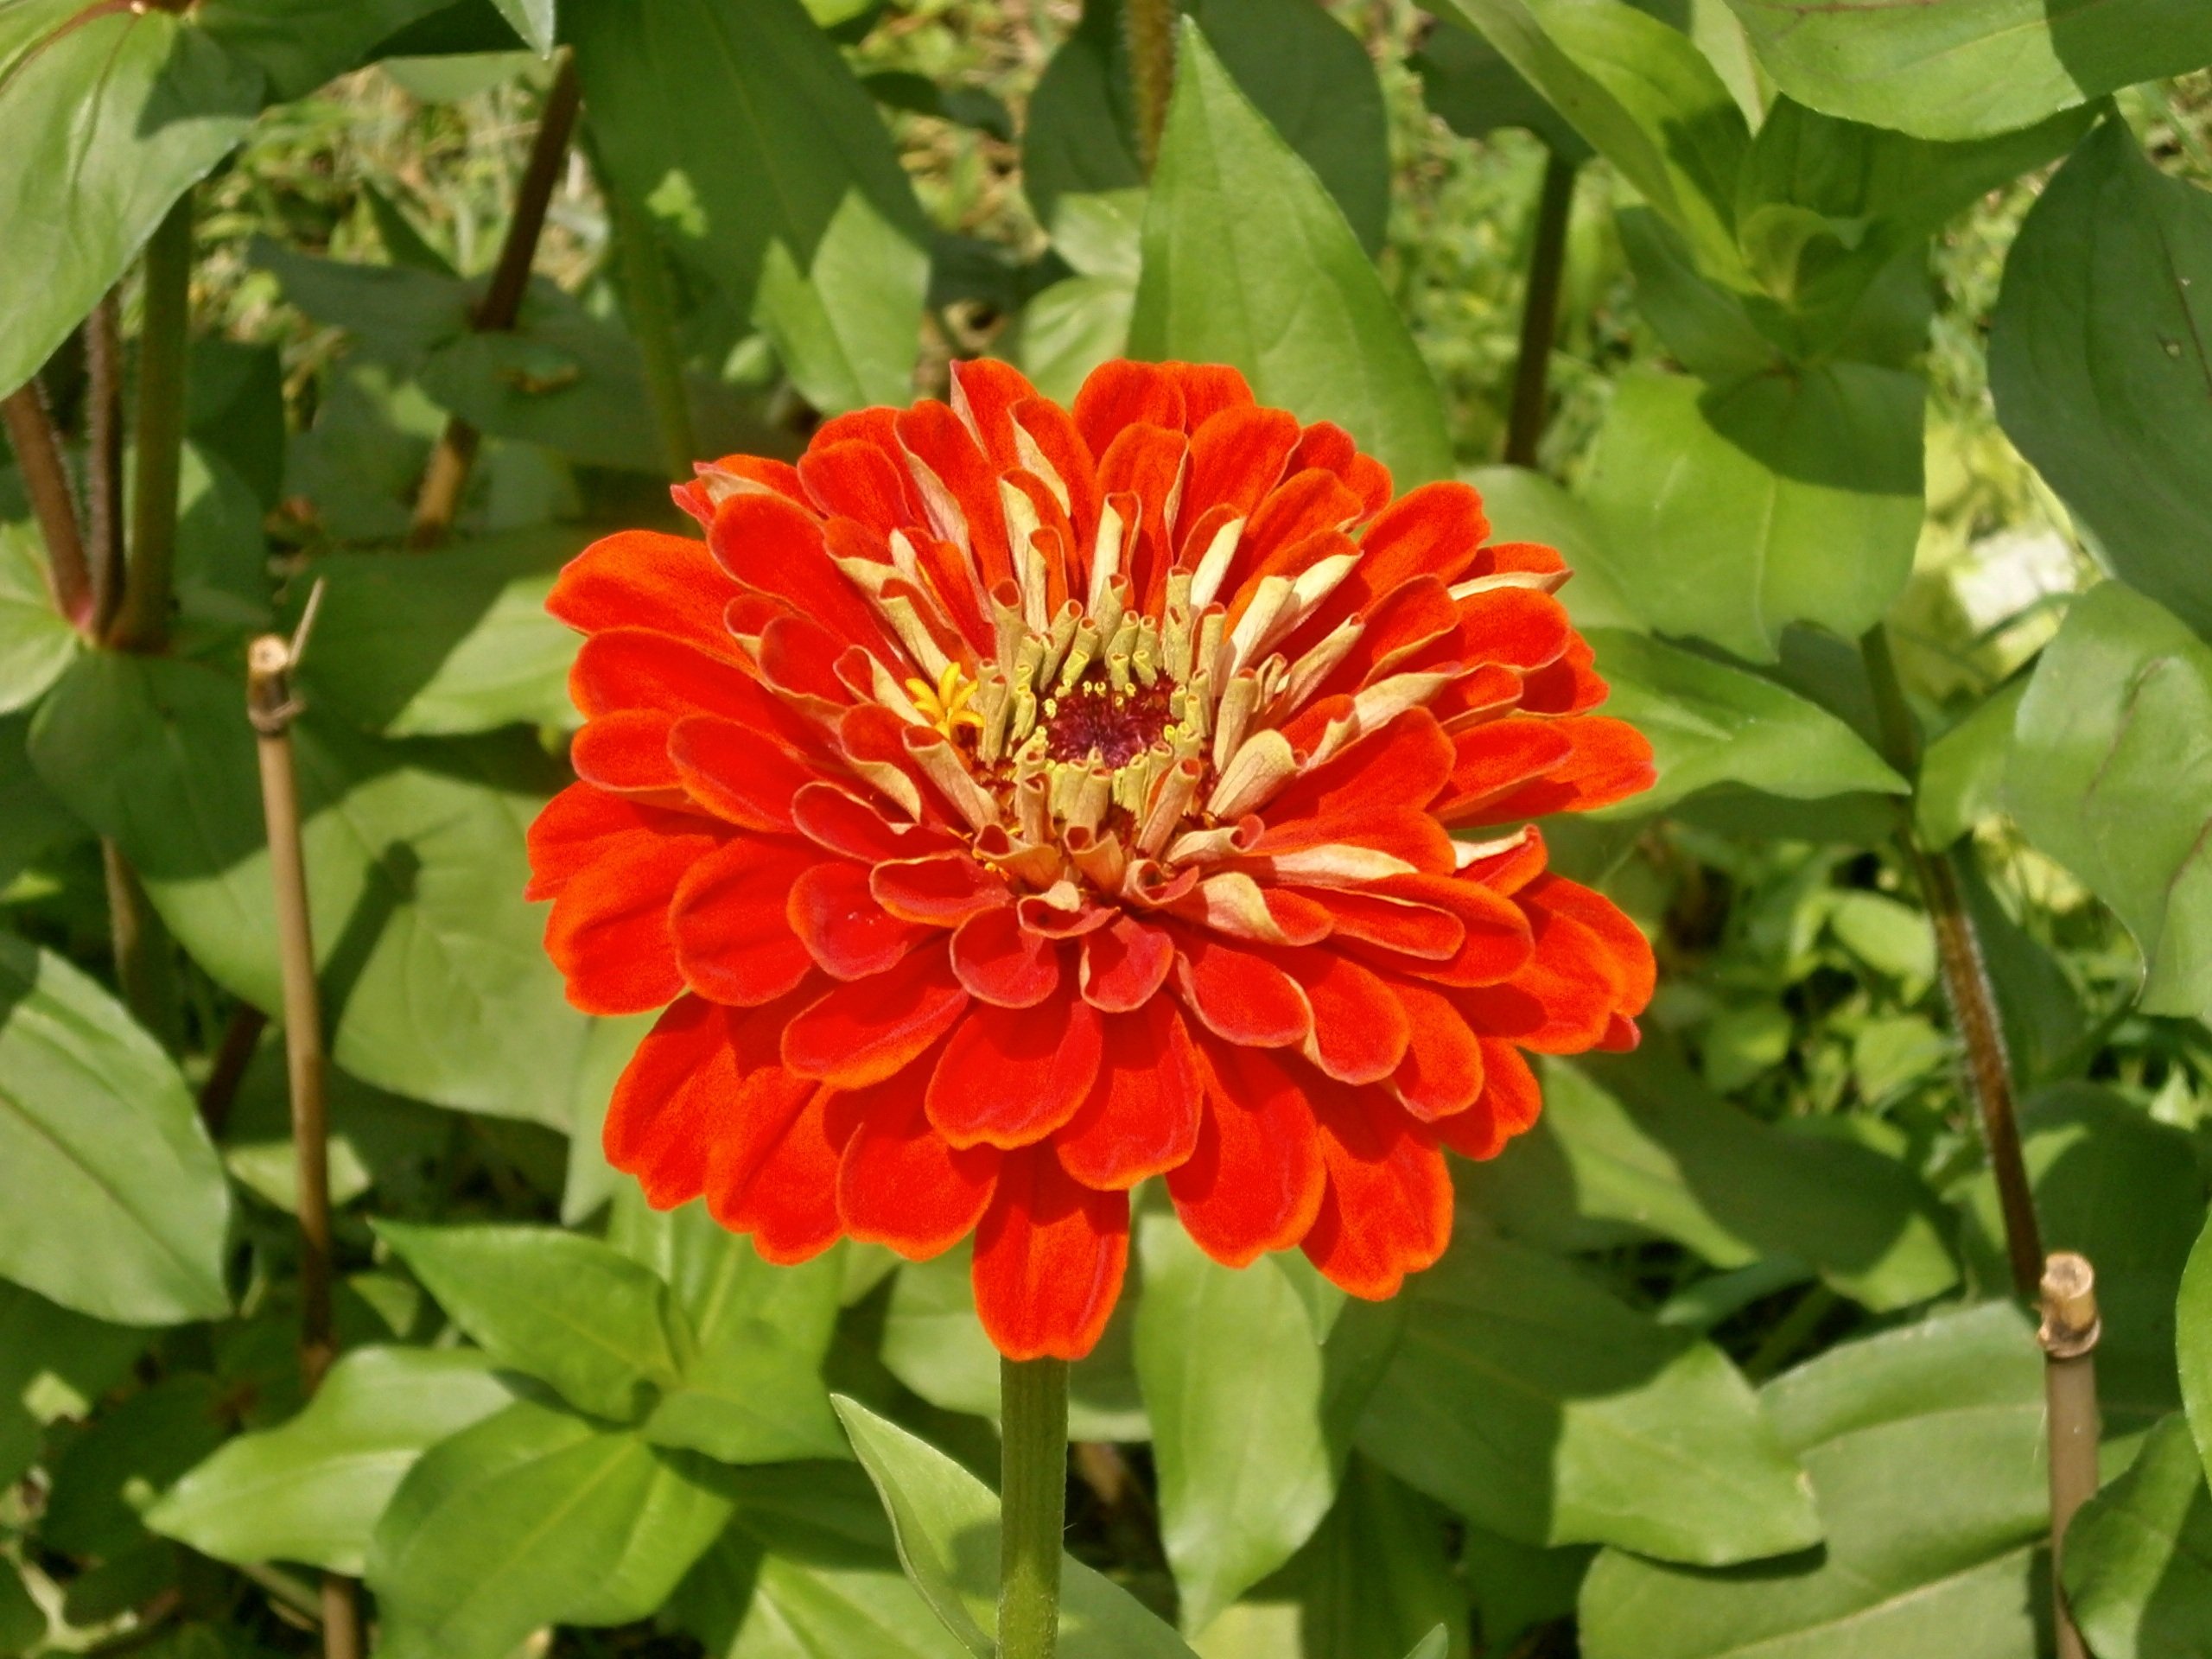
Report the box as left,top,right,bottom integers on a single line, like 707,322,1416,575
2041,1252,2101,1659
1125,0,1177,178
101,840,175,1041
245,631,363,1659
86,291,126,635
1504,150,1578,468
408,51,582,548
1,378,95,632
196,1003,269,1140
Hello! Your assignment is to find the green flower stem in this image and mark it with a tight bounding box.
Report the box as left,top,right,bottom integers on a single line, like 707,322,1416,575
998,1355,1070,1659
1126,0,1178,177
112,188,194,652
600,146,697,482
1504,149,1579,467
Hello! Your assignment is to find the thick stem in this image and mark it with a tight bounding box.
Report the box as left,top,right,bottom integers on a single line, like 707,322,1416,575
2041,1252,2101,1659
1125,0,1177,178
409,51,582,547
100,840,175,1039
245,632,364,1659
1859,625,2044,1300
86,291,126,635
1504,150,1578,468
599,145,697,481
196,1003,269,1140
997,1356,1069,1659
1,378,94,632
111,190,194,652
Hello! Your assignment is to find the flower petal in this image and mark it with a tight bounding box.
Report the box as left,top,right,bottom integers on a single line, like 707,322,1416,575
950,905,1063,1007
836,1063,1001,1259
783,948,969,1087
704,1070,849,1263
1173,932,1312,1048
926,993,1103,1149
670,838,822,1007
1301,1084,1452,1299
1166,1040,1325,1266
1078,913,1175,1012
790,860,932,980
1057,997,1202,1189
971,1146,1129,1362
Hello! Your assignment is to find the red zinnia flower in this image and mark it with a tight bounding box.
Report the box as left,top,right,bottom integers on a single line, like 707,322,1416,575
528,359,1656,1360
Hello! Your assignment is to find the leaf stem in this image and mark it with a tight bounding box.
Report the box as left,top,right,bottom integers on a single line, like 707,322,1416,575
410,49,583,547
245,630,363,1659
1125,0,1177,178
998,1355,1069,1659
0,376,94,632
1504,149,1578,468
86,291,126,635
596,139,697,481
111,189,194,652
1859,624,2045,1300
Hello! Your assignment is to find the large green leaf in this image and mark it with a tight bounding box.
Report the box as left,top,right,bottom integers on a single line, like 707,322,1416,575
0,935,232,1325
197,0,459,101
146,1346,514,1574
0,1,259,401
368,1395,735,1659
1459,1050,1957,1312
2063,1414,2212,1659
1578,1302,2048,1659
2008,582,2212,1024
1128,22,1452,486
28,651,590,1117
1135,1217,1336,1633
569,0,927,412
1953,1085,2205,1429
0,1281,147,1486
1414,14,1590,161
376,1221,688,1422
0,523,75,715
1579,365,1925,662
42,1374,229,1558
1721,0,2212,143
1991,121,2212,643
2179,1213,2212,1482
834,1395,1200,1658
1023,0,1392,256
1586,629,1906,816
1355,1230,1821,1563
612,1198,848,1465
1916,677,2028,848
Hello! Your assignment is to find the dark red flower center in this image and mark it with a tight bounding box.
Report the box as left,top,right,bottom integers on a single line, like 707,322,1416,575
1041,667,1176,768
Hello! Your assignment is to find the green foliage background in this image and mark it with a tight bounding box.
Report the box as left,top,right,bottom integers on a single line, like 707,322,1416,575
3,0,2212,1655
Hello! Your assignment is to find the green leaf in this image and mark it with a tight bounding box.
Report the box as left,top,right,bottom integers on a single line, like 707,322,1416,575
833,1395,1200,1658
2063,1414,2212,1659
1954,1084,2204,1430
0,3,259,401
1991,121,2212,643
1578,1302,2049,1659
0,934,232,1325
1579,365,1925,662
1586,629,1906,815
878,1246,1147,1442
569,0,927,412
613,1198,848,1465
1432,0,1747,273
1459,1049,1957,1312
146,1346,515,1574
220,1042,445,1214
2172,1211,2212,1481
1014,274,1137,405
1916,677,2028,848
1721,0,2212,143
0,523,76,715
28,651,590,1117
1128,22,1452,484
487,0,554,54
368,1395,735,1659
43,1376,229,1559
2007,582,2212,1023
1415,15,1590,161
1134,1217,1335,1632
0,1555,38,1655
0,711,81,887
196,0,459,102
0,1281,148,1487
1356,1230,1821,1563
295,528,587,738
1463,464,1640,633
375,1221,688,1422
1402,1630,1450,1659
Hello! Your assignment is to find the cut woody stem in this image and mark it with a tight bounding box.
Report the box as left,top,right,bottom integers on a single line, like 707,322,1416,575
1860,623,2094,1656
997,1356,1070,1659
245,602,362,1659
410,49,583,547
1504,149,1579,469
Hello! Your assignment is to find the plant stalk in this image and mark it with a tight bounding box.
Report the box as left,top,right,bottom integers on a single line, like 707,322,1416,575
1504,149,1578,468
998,1356,1069,1659
1125,0,1177,178
1,377,94,632
197,1003,270,1140
410,49,582,547
245,631,362,1659
100,840,175,1040
598,143,697,481
2041,1252,2101,1659
86,291,126,635
1859,625,2044,1299
111,189,194,652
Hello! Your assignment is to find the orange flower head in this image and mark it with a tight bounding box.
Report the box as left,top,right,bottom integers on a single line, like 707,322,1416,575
527,359,1656,1360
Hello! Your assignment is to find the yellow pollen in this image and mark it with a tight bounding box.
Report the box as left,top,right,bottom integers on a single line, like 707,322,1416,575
906,662,985,740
